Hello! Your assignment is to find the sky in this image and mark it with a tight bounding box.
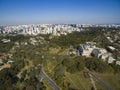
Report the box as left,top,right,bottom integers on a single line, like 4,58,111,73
0,0,120,25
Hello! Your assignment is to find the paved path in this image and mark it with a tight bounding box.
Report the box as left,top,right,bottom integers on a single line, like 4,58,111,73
89,74,97,90
0,64,10,71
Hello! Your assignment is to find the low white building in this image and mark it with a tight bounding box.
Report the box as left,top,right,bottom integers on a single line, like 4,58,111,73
30,38,38,45
1,39,11,43
107,56,116,64
108,46,116,51
116,61,120,65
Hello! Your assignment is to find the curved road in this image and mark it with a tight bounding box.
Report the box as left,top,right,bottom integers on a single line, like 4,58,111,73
87,69,114,90
39,65,60,90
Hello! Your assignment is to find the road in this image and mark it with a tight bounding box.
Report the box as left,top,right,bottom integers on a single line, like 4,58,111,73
87,69,114,90
38,65,60,90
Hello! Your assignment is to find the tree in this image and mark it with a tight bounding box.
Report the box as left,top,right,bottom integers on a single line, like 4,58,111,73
0,68,18,90
85,57,109,73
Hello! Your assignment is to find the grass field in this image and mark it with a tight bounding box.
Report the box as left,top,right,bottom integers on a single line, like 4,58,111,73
64,72,92,90
94,72,120,90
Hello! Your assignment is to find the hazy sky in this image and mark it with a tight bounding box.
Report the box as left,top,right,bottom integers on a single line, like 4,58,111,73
0,0,120,25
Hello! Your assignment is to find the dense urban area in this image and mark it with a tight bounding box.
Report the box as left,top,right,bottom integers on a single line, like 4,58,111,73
0,24,120,90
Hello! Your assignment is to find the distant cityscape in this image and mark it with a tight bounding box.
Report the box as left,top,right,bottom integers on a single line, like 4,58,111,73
0,24,120,36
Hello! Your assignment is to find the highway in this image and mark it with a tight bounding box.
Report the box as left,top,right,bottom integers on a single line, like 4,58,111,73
87,69,114,90
38,65,60,90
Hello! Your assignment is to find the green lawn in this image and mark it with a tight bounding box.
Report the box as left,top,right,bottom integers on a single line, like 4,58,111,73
94,72,120,90
64,72,92,90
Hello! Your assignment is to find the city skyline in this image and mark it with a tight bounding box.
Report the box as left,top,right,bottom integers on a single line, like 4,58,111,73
0,0,120,25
